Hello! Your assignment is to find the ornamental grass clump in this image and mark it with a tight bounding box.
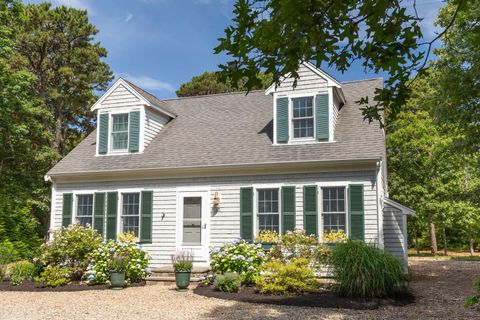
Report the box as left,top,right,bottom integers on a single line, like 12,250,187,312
210,239,265,284
86,240,151,285
213,272,243,293
172,251,193,272
330,240,407,298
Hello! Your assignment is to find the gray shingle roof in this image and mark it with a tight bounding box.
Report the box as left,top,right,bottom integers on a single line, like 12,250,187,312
123,79,177,117
47,78,384,176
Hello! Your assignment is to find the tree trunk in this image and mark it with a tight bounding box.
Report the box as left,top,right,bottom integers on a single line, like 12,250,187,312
470,235,475,256
413,222,420,255
430,222,438,255
52,106,64,155
442,226,448,256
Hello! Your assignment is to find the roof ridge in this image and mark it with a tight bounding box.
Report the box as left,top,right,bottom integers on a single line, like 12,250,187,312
164,89,265,101
341,77,383,84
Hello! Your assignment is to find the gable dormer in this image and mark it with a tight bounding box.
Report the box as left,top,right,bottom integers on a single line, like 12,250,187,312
92,78,176,156
265,62,345,144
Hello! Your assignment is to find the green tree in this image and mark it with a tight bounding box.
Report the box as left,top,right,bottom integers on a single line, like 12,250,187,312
177,71,272,97
0,0,52,257
9,2,112,155
429,0,480,154
214,0,469,124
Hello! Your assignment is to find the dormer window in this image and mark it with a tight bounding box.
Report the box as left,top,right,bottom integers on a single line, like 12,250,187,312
292,97,314,139
111,113,129,150
93,78,176,156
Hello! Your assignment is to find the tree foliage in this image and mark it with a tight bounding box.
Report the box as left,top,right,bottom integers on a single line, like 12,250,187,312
0,0,112,258
9,2,112,155
214,0,468,124
176,71,272,97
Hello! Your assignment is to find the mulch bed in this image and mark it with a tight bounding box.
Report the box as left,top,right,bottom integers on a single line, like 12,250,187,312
0,280,147,292
193,284,415,310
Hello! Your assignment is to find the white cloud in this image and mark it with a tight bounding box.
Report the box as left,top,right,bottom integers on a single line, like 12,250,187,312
120,74,175,93
51,0,94,14
125,12,134,22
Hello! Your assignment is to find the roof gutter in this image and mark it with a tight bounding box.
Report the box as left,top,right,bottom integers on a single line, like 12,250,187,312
45,158,381,183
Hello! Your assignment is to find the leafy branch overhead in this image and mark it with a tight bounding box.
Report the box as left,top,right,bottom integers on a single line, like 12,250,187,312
214,0,466,125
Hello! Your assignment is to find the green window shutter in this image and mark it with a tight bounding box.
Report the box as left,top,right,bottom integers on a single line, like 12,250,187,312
281,186,296,234
303,186,317,236
349,184,365,240
93,193,106,238
240,187,254,241
106,192,118,240
276,97,289,143
315,93,329,141
140,191,153,244
62,193,73,227
98,113,109,154
128,111,140,153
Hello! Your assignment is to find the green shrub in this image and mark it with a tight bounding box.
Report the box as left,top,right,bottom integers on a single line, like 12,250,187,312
86,240,151,285
213,272,243,293
465,277,480,311
210,239,265,284
8,260,37,285
330,240,407,298
172,251,193,272
34,265,71,287
255,258,316,295
268,230,330,268
38,224,102,279
0,241,20,265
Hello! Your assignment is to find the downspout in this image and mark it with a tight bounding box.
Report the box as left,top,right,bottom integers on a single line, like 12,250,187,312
376,161,384,250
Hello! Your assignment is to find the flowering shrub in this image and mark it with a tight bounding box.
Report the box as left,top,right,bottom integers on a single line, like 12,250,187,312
210,239,265,284
254,230,280,243
38,224,102,279
268,229,330,269
322,230,347,243
34,265,70,287
86,240,151,285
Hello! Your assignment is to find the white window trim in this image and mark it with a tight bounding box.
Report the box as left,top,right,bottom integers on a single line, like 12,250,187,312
74,193,94,226
117,189,144,237
256,187,281,235
71,191,97,228
290,95,315,141
95,106,145,156
110,112,130,153
272,89,335,145
316,182,351,242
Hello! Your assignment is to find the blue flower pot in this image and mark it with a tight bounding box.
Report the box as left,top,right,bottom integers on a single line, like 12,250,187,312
175,272,191,291
110,271,125,290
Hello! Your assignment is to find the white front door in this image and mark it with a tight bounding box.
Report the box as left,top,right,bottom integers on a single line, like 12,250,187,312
176,190,210,262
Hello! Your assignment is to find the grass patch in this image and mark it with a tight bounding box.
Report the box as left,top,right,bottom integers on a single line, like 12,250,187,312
450,256,480,261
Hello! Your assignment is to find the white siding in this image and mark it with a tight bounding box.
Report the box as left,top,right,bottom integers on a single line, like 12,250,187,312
53,170,379,268
383,207,407,262
332,94,340,138
144,108,169,146
275,64,328,94
102,84,140,107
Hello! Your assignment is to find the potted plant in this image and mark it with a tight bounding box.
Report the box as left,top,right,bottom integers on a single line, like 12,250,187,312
171,251,193,291
322,230,347,249
108,252,129,290
255,230,279,251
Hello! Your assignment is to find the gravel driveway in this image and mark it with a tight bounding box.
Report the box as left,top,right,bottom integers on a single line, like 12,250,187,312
1,257,479,320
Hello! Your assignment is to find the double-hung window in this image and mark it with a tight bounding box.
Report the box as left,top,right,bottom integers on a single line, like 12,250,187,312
257,189,280,233
322,187,346,233
111,113,129,150
121,193,140,236
292,97,314,139
76,194,93,227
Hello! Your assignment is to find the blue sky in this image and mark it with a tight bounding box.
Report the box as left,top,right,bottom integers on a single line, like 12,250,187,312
26,0,445,98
